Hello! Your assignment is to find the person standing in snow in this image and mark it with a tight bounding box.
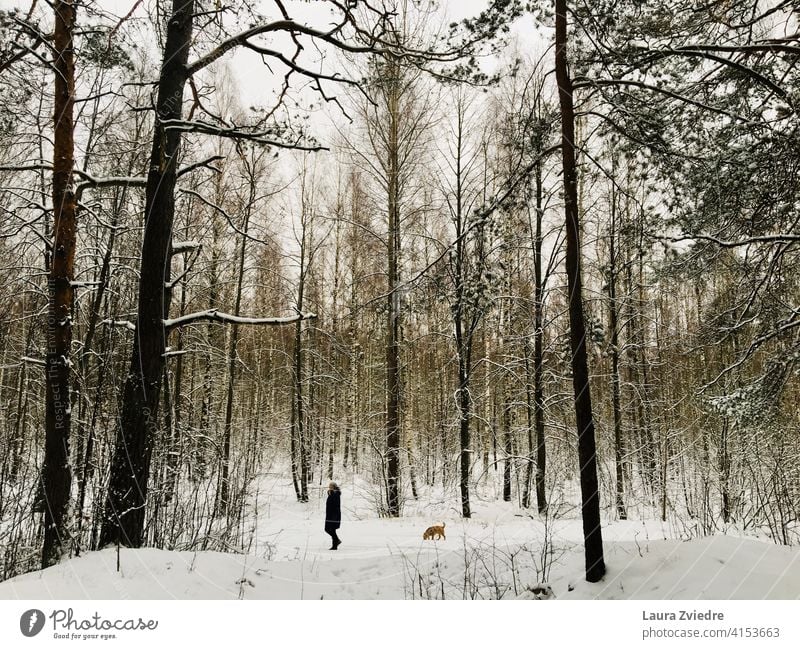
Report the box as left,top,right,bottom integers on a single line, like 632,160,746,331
325,481,342,550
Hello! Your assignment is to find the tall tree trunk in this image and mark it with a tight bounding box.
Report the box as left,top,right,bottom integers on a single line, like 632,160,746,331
292,220,308,503
554,0,605,582
75,183,125,542
100,0,194,548
532,159,547,514
166,217,191,499
217,177,254,515
607,181,627,520
720,418,730,523
457,347,472,517
385,55,402,517
453,113,471,518
42,0,77,568
502,384,513,502
522,345,535,509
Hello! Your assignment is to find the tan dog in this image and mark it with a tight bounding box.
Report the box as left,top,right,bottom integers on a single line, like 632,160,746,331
422,522,446,540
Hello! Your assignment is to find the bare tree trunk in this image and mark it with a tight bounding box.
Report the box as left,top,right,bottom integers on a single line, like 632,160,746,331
554,0,605,582
607,179,627,520
457,349,472,516
292,207,309,503
100,0,194,548
532,159,547,514
385,55,402,517
502,384,513,503
42,0,77,567
720,418,730,523
290,386,302,500
217,169,255,515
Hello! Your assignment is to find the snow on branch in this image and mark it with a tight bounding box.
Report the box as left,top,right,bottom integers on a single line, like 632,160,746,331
74,171,147,191
668,233,800,248
102,318,137,331
171,240,202,254
2,156,224,195
164,309,316,332
166,240,203,289
176,155,225,178
163,349,189,358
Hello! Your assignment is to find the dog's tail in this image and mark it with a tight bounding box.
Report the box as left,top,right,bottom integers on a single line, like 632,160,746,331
442,522,446,528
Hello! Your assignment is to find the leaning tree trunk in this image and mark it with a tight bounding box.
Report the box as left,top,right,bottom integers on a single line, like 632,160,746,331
554,0,605,582
100,0,194,548
42,0,77,568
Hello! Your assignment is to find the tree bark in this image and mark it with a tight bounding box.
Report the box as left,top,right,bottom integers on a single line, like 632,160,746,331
452,101,473,519
532,159,547,514
385,54,402,517
554,0,605,582
502,384,513,503
100,0,194,548
42,0,77,568
607,180,627,520
292,203,309,503
217,167,255,515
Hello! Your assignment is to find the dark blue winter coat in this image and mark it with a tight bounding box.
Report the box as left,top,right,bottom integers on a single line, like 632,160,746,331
325,489,341,532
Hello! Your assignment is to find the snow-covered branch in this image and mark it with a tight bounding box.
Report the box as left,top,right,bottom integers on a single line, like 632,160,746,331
74,171,147,191
102,318,137,331
2,156,225,195
171,240,202,254
669,233,800,248
176,155,226,178
163,349,189,358
163,309,316,332
166,241,203,289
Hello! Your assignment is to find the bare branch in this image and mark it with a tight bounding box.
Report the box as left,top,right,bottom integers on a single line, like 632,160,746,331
162,119,325,150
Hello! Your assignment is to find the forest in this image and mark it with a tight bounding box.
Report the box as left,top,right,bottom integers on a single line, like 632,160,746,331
0,0,799,599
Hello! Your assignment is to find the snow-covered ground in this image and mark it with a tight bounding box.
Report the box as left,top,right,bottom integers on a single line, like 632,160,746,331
1,473,798,599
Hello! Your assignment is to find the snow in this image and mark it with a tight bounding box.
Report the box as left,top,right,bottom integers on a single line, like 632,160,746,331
102,319,136,331
163,310,316,328
170,241,202,253
1,474,798,600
